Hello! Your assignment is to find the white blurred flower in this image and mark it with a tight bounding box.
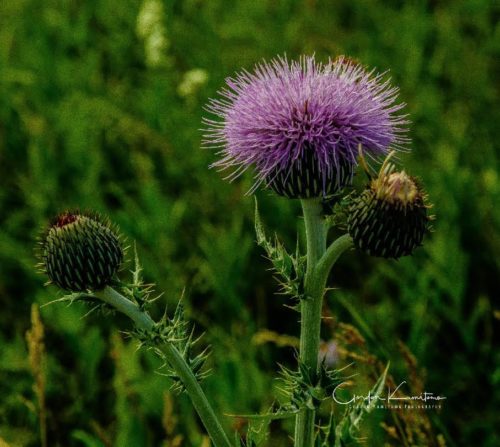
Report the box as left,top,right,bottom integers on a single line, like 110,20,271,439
136,0,169,68
178,68,209,98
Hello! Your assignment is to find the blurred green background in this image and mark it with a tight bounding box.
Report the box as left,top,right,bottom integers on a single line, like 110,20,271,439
0,0,498,446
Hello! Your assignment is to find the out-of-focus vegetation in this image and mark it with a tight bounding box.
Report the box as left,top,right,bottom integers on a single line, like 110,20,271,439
0,0,498,446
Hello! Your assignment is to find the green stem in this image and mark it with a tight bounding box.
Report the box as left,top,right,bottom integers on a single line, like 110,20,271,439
294,199,326,447
316,234,353,286
95,287,232,447
294,202,354,447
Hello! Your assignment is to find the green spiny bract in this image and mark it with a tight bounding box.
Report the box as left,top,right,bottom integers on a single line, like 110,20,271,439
266,147,354,199
39,211,124,292
348,159,431,259
134,301,211,393
278,360,342,412
254,199,306,303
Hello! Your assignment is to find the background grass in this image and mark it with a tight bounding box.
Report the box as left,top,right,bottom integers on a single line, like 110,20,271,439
0,0,498,445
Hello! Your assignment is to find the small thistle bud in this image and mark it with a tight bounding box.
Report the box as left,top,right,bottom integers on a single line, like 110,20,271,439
39,212,124,291
348,156,431,259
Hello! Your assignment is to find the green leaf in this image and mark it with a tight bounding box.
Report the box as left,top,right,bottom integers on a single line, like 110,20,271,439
254,197,267,247
334,363,390,446
71,430,105,447
228,406,297,446
254,198,306,302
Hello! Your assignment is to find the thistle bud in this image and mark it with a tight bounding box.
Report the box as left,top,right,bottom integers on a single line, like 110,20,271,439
348,159,431,259
39,212,124,291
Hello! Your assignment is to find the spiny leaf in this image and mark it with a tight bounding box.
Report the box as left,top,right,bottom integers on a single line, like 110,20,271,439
120,246,160,310
132,242,143,286
254,197,267,247
134,297,211,393
278,359,344,412
254,198,306,303
334,363,390,446
324,192,355,230
228,406,297,447
40,292,95,308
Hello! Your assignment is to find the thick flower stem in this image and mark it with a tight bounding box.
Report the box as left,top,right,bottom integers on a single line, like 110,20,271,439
316,234,354,283
295,199,327,447
95,287,232,447
294,201,354,447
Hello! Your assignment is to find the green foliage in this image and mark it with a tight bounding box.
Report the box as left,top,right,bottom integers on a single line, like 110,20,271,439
278,360,342,412
0,0,498,445
255,199,306,304
136,299,212,394
227,408,297,446
333,364,389,446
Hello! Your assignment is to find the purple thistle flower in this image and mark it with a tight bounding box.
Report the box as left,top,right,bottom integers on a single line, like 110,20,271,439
203,55,408,198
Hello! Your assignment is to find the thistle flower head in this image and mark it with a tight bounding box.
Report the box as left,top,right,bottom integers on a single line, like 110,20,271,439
204,55,408,198
38,211,124,292
372,169,419,206
348,154,431,259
